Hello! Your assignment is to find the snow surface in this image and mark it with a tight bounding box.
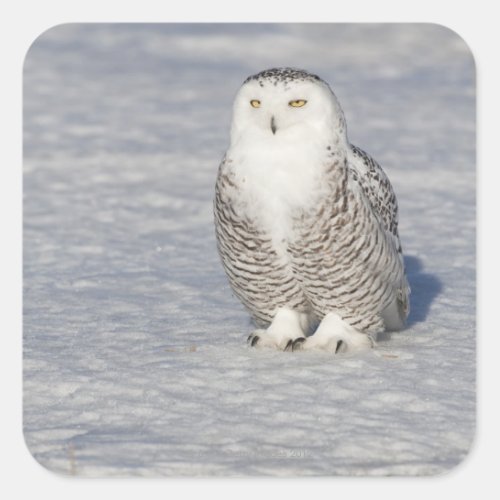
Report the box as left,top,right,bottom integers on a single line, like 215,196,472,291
23,23,475,476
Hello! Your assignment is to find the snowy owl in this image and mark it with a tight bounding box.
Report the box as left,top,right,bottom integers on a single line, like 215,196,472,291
214,68,410,353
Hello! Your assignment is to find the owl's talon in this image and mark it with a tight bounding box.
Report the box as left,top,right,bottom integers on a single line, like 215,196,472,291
335,340,345,354
250,335,260,347
284,339,293,351
291,337,306,351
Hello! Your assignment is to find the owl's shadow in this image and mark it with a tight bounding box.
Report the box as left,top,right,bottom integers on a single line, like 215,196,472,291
378,254,443,341
404,254,443,325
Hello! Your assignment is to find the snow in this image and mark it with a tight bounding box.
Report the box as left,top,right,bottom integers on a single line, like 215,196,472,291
23,23,475,476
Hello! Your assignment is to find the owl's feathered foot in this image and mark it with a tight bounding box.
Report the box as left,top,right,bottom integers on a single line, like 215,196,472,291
290,312,374,354
247,308,309,351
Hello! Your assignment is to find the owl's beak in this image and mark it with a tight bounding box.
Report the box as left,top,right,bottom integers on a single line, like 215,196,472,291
270,116,277,135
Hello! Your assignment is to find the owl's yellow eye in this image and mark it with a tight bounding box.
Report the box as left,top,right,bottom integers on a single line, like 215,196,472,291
289,99,307,107
250,99,261,108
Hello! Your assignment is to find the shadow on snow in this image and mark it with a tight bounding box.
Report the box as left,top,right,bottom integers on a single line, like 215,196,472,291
404,254,443,327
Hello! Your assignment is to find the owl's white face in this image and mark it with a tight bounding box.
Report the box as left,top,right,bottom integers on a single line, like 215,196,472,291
230,71,346,147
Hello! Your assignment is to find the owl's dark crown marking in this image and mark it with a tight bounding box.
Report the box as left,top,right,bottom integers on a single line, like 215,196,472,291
244,67,322,87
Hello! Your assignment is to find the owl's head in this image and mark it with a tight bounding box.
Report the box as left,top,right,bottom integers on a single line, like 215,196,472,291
230,68,347,146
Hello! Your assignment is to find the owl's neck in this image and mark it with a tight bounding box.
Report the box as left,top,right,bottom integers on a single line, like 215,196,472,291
228,127,348,183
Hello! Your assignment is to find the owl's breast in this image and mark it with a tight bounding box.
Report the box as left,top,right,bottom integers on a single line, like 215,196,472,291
226,143,331,243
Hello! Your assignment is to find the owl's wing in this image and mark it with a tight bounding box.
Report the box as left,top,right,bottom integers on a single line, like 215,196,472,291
348,144,400,244
347,144,410,329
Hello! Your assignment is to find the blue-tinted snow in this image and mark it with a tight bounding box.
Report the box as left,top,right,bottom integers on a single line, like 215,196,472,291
23,23,475,476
